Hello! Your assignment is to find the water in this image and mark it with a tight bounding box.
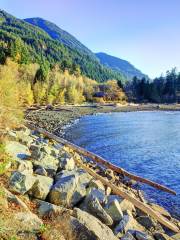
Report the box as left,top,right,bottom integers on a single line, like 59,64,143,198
65,111,180,219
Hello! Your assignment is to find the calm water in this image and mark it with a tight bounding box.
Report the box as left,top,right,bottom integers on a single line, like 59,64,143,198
65,111,180,219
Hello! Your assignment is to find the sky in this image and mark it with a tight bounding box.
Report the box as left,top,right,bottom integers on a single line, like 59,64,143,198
1,0,180,78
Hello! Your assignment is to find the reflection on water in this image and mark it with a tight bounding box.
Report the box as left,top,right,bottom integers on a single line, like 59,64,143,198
65,111,180,219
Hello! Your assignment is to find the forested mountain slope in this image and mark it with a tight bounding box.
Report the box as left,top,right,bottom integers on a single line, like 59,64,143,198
96,52,147,80
24,17,96,60
0,10,126,82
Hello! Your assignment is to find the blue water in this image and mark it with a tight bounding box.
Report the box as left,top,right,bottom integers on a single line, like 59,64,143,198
65,111,180,219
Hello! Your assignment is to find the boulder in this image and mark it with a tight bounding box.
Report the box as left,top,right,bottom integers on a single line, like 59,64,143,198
32,154,59,177
89,179,105,191
12,159,33,174
16,130,33,146
107,195,135,213
34,166,48,176
120,199,135,213
49,174,85,207
55,168,91,183
105,199,123,222
29,175,53,200
5,141,30,160
114,215,144,238
85,196,113,226
136,216,157,230
6,130,17,141
3,187,29,211
58,152,75,171
41,144,52,155
30,144,44,159
35,199,72,218
135,231,154,240
72,208,119,240
154,232,174,240
87,188,107,204
9,171,36,194
49,169,92,207
14,211,43,230
121,231,136,240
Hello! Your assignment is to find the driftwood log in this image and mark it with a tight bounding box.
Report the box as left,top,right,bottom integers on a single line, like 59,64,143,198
75,159,179,233
26,123,179,233
26,122,176,195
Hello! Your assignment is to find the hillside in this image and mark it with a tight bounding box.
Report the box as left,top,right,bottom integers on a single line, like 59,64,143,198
96,52,147,80
0,10,126,83
24,17,97,60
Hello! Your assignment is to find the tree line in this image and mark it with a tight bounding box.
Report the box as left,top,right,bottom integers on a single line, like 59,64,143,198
126,68,180,103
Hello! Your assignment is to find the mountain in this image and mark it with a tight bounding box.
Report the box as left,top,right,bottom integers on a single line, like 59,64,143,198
24,17,96,60
0,10,126,83
24,18,147,81
96,52,147,80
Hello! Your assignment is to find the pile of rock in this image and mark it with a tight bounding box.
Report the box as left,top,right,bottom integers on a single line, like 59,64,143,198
4,127,179,240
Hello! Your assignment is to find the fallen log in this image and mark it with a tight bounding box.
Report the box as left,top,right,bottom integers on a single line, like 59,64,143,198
26,122,176,196
75,159,179,233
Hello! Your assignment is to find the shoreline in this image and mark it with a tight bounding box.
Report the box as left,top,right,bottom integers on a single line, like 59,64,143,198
26,103,180,134
26,104,180,220
2,125,180,238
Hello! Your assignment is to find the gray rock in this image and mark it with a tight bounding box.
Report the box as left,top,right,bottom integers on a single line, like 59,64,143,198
50,169,92,207
9,171,36,194
5,141,30,160
72,208,119,240
30,144,44,159
105,199,123,222
154,232,174,240
135,231,153,240
55,169,92,187
51,147,60,158
16,130,33,146
34,166,48,176
136,216,157,230
12,159,33,174
114,215,144,237
107,195,123,204
6,130,17,141
41,144,52,155
35,199,72,218
87,188,107,204
107,195,135,213
49,174,81,207
86,196,113,225
58,152,75,171
14,211,43,230
121,231,136,240
32,154,59,177
29,175,53,200
89,179,105,191
3,187,29,211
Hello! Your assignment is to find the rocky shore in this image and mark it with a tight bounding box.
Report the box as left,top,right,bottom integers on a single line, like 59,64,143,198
26,104,180,133
1,126,179,239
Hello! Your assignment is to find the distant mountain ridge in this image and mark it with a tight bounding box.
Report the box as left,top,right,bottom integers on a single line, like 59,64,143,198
96,52,147,80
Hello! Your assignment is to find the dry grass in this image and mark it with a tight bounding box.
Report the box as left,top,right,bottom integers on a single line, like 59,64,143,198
41,215,76,240
0,185,76,240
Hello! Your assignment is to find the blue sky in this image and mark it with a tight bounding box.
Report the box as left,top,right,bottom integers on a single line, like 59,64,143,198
1,0,180,78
